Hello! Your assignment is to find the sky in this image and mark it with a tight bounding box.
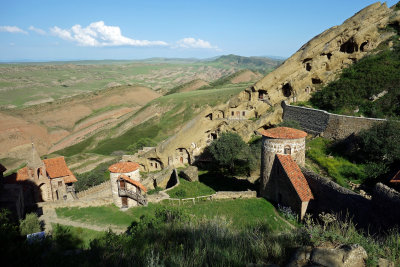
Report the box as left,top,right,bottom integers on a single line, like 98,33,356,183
0,0,398,61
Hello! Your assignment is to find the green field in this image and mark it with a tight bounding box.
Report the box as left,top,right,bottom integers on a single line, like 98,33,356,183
56,198,289,231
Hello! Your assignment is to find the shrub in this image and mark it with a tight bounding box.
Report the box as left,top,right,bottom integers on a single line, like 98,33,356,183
19,213,41,236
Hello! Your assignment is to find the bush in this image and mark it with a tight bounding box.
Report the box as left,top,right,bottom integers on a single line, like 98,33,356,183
19,213,41,236
310,46,400,118
74,160,115,192
209,132,255,174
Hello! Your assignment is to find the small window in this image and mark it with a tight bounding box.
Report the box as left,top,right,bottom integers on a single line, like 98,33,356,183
242,111,245,116
58,181,62,187
150,162,153,167
231,111,234,116
155,163,158,168
284,145,291,155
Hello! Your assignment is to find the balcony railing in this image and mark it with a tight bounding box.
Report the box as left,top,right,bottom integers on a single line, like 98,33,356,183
118,187,147,206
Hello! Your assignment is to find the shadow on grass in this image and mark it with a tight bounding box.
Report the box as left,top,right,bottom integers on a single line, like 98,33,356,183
198,171,257,192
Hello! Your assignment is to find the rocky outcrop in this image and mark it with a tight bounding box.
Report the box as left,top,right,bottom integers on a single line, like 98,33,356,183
288,244,367,267
252,2,398,106
179,166,199,182
126,2,400,172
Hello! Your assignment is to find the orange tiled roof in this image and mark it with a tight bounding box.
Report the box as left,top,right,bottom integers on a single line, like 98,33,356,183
16,167,29,181
390,170,400,183
261,127,307,139
43,157,77,183
276,154,313,202
108,162,140,173
119,174,147,193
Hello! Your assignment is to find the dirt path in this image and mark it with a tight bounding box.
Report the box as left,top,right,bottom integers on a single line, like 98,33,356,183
40,207,125,234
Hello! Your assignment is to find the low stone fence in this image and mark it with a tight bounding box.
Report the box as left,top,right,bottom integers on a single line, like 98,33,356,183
37,197,113,209
76,180,111,199
166,190,257,205
212,190,257,199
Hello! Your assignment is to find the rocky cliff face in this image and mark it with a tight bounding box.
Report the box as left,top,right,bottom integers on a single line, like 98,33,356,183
251,2,399,105
128,2,400,170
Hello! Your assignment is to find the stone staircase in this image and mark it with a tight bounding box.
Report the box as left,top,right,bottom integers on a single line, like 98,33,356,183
118,188,148,206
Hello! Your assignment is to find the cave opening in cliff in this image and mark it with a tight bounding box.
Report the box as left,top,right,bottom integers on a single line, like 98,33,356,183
340,38,358,54
360,41,368,52
312,78,322,84
322,53,332,60
305,62,312,71
282,83,292,97
258,90,267,100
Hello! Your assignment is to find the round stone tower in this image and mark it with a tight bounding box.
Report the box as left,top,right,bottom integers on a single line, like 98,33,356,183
260,127,307,197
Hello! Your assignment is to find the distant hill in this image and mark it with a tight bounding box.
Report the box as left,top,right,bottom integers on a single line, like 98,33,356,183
212,54,283,74
166,79,209,95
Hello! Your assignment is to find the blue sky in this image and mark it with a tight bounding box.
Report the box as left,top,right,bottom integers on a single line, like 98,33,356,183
0,0,398,61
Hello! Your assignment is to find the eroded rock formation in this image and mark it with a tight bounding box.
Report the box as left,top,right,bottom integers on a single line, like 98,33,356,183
126,2,400,171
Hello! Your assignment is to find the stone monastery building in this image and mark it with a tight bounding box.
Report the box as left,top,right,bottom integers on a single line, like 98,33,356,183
108,162,148,209
8,144,77,202
260,127,313,219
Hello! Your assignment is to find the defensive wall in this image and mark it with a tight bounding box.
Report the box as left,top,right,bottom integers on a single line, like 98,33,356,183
301,168,400,229
282,102,385,140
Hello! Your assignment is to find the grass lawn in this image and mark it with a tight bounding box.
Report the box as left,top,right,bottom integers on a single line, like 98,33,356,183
167,178,216,198
306,137,366,186
51,223,106,249
56,198,290,231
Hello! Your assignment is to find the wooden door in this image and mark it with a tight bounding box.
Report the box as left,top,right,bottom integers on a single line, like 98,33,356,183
119,180,126,189
121,197,128,207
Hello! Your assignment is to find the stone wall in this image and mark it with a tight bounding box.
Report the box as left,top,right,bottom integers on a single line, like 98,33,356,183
372,183,400,228
301,169,372,226
282,102,385,140
212,191,257,200
301,169,400,229
76,180,111,199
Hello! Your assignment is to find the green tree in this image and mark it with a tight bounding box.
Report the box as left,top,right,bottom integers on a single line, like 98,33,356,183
19,212,41,236
209,132,249,173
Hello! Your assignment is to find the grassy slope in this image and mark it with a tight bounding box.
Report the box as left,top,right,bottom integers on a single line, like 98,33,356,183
57,84,246,156
306,137,366,186
56,198,289,231
309,42,400,118
167,178,216,198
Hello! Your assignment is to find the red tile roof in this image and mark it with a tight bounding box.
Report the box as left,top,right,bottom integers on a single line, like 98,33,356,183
43,157,77,183
119,174,147,193
108,162,140,173
390,170,400,183
16,167,29,181
261,127,307,139
276,154,313,202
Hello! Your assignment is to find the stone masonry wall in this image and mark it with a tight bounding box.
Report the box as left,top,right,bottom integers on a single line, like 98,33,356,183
301,169,372,227
302,169,400,229
76,180,111,199
282,102,385,140
372,183,400,228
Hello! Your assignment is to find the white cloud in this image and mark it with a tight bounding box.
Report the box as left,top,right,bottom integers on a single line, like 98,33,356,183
176,37,219,50
0,26,27,34
50,21,168,47
29,26,46,35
